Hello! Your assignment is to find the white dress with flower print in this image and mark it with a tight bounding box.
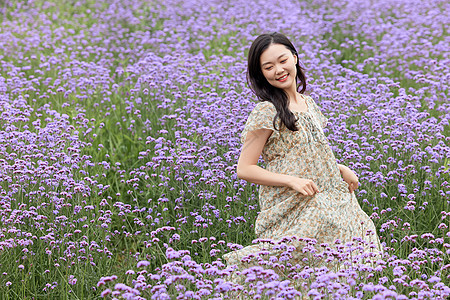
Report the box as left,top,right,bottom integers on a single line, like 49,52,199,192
223,95,382,270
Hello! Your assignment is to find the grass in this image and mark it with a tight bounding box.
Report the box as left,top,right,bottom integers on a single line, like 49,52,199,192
0,0,449,298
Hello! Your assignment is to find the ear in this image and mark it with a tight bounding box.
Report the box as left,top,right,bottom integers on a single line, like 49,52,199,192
294,54,298,65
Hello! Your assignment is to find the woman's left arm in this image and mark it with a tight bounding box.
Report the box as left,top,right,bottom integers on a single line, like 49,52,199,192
337,164,359,193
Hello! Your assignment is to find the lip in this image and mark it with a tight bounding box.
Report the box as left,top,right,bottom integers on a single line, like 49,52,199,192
277,74,289,82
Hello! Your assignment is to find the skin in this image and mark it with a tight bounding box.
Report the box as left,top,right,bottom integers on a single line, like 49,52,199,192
237,43,359,195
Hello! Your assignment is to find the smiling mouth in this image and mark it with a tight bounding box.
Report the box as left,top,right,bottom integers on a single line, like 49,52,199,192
277,74,288,81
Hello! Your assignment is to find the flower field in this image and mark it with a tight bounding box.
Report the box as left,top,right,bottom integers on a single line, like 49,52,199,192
0,0,449,298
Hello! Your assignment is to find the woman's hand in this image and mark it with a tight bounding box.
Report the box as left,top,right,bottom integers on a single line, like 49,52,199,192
339,164,359,193
287,177,320,196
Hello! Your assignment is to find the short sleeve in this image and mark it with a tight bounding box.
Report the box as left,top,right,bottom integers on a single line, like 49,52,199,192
240,101,279,144
308,96,328,129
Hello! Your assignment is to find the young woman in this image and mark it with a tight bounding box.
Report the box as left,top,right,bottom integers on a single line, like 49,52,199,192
223,32,382,274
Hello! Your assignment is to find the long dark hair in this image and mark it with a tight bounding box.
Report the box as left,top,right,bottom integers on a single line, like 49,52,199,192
247,32,307,132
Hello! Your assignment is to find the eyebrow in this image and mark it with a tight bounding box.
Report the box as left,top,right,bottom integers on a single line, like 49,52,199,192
261,53,289,67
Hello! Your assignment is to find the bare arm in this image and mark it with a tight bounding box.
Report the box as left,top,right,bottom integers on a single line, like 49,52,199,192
337,163,359,193
237,128,292,186
237,128,319,195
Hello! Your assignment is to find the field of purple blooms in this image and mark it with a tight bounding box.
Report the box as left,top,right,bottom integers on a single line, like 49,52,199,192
0,0,449,298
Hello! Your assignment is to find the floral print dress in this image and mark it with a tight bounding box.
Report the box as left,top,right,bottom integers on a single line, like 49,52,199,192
223,95,382,270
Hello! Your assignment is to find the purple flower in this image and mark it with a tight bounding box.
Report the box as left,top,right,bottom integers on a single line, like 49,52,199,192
68,275,77,285
136,260,150,268
100,289,111,297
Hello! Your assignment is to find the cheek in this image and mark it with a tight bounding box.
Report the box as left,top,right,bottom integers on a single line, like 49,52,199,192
291,66,297,76
261,71,271,81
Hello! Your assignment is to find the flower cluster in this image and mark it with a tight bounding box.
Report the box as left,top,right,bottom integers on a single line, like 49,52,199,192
0,0,448,298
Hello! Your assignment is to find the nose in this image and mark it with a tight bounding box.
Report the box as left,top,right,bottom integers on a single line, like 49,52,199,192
275,64,284,74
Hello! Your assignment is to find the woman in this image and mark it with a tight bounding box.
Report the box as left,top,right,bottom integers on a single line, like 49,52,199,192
223,32,382,276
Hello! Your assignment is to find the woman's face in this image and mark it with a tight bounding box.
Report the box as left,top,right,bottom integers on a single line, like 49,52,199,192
259,43,298,92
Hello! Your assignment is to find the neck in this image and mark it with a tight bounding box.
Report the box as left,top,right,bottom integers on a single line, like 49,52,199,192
284,86,299,104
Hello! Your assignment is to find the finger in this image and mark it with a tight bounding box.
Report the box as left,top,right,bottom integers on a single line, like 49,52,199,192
299,189,308,196
305,181,314,192
303,186,312,195
312,182,320,193
306,186,315,196
302,187,314,196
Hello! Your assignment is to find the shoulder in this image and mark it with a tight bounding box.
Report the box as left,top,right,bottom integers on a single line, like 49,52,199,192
304,95,321,109
303,94,314,102
253,101,277,114
245,101,278,127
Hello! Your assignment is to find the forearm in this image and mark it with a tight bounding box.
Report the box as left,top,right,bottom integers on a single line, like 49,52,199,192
337,163,345,174
337,163,350,174
337,163,359,192
237,164,294,187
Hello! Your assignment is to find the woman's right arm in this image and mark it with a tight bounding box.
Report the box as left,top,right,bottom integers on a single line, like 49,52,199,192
236,128,319,196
